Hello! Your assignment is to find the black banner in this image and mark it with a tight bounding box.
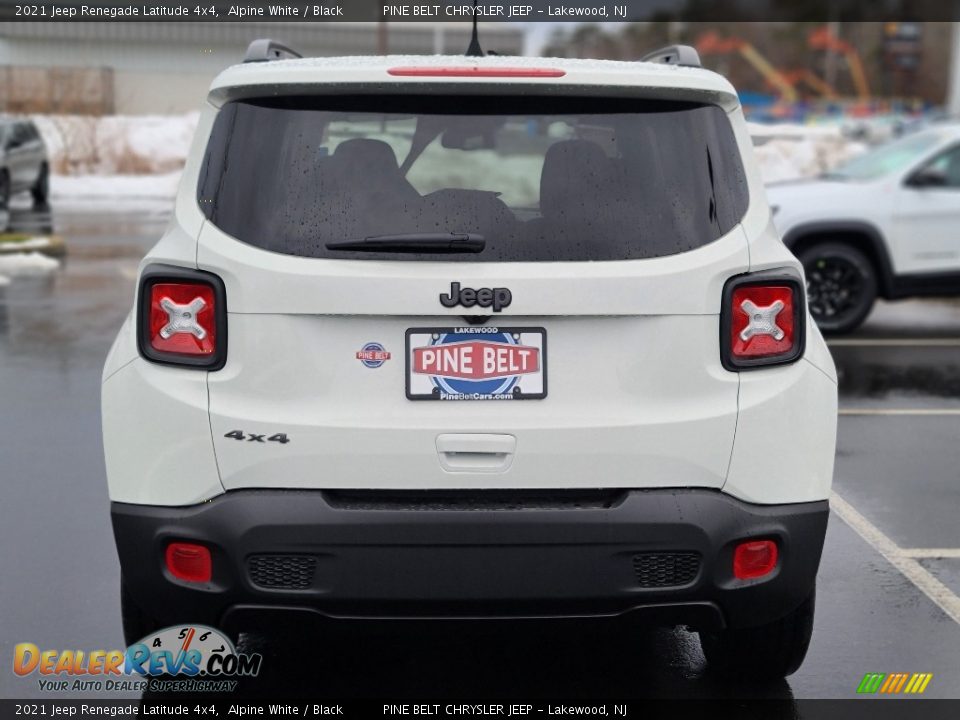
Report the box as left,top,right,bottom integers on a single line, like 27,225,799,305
4,0,960,23
3,699,960,720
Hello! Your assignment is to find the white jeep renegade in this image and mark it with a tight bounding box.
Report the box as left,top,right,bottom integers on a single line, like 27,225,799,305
102,41,838,680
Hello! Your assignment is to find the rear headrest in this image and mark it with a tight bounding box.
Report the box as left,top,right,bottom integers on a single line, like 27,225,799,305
540,140,612,219
333,138,400,173
327,137,421,207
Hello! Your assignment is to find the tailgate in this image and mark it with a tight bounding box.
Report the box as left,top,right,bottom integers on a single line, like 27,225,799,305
201,224,747,491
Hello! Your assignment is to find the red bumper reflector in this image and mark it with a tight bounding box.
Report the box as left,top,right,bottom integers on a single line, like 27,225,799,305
387,66,566,78
733,540,778,580
165,542,212,583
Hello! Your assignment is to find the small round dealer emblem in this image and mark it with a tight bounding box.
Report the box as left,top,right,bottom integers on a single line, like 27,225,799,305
356,342,391,368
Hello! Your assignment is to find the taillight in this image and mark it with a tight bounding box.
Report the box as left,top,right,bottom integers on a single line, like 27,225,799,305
721,271,805,370
137,265,227,369
148,283,216,355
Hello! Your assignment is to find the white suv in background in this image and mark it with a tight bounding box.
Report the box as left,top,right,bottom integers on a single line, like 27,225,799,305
102,41,838,681
770,124,960,333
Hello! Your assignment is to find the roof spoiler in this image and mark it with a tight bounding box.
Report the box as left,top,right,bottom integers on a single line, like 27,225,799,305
243,38,302,63
640,45,702,68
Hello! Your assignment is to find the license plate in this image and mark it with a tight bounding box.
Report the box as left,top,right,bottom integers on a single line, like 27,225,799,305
405,327,547,401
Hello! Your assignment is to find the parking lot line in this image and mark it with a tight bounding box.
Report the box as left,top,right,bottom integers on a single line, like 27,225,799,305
831,492,960,626
900,548,960,559
839,408,960,416
828,339,960,347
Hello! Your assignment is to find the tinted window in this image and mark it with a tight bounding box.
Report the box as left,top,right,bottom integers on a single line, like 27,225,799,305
915,145,960,188
829,130,944,181
198,96,748,262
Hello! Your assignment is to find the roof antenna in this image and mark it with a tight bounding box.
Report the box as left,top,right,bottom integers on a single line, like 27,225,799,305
465,0,484,57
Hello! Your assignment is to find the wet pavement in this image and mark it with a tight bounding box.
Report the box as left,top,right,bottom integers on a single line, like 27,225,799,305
1,203,959,702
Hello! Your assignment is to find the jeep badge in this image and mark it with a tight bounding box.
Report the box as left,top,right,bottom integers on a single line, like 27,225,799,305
439,282,512,313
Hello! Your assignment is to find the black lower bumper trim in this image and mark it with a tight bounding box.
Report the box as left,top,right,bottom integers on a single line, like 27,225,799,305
111,488,828,631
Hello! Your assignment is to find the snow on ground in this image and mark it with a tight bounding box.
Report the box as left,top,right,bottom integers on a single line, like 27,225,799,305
27,113,869,208
0,251,60,287
32,114,199,175
0,236,54,251
26,113,193,210
50,172,181,200
748,122,869,184
48,172,182,215
0,252,59,275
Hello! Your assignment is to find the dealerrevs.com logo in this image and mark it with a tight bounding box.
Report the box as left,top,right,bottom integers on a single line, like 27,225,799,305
13,625,262,693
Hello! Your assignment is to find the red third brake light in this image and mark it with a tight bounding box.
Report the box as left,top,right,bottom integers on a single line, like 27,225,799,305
148,282,216,356
387,66,566,78
733,540,779,580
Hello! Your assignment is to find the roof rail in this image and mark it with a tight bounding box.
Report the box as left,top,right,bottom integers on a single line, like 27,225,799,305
243,39,302,63
640,45,702,68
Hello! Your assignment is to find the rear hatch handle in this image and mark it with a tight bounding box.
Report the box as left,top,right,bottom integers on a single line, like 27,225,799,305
436,434,516,473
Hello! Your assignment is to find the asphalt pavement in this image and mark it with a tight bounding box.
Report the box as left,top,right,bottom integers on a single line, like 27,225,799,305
1,202,958,703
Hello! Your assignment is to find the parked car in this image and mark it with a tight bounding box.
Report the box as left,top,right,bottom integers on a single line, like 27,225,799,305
0,118,49,211
102,41,838,681
769,124,960,333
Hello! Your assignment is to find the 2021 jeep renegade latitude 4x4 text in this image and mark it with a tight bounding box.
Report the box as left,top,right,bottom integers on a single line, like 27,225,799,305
102,42,838,680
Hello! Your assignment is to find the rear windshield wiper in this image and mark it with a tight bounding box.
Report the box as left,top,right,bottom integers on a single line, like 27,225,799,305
325,233,485,253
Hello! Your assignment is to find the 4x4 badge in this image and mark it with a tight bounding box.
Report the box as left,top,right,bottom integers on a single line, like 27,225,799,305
440,282,512,313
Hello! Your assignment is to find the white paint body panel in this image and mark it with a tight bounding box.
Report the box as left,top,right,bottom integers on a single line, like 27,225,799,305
725,358,838,504
102,359,223,505
208,314,740,492
101,54,837,508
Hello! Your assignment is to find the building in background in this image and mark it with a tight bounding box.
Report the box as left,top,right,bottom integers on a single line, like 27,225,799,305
0,22,525,115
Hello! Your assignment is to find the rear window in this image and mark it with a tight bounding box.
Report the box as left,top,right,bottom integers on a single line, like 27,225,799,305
198,95,748,262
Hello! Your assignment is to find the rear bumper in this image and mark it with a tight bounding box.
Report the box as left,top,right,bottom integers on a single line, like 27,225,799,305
112,489,828,632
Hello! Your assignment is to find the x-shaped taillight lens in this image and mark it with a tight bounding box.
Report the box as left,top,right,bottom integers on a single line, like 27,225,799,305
148,282,217,356
723,278,804,370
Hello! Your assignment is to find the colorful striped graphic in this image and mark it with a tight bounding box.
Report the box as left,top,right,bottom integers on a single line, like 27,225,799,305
857,672,933,694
